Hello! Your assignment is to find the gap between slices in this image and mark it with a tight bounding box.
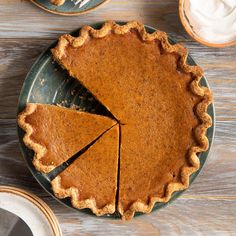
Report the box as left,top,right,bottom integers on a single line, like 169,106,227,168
114,123,122,218
18,103,117,173
51,21,212,220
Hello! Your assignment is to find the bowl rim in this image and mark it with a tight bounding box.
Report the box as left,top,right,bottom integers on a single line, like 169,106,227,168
179,0,236,48
30,0,110,16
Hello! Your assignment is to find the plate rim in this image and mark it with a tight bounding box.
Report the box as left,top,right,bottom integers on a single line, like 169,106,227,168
0,185,62,236
30,0,110,16
17,21,216,219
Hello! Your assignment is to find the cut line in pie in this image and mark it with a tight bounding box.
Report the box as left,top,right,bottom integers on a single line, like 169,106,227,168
46,121,118,181
18,21,212,220
51,125,119,215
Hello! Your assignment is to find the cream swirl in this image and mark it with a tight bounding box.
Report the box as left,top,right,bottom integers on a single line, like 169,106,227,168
184,0,236,43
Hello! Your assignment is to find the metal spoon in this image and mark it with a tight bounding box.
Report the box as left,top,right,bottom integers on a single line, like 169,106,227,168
71,0,91,8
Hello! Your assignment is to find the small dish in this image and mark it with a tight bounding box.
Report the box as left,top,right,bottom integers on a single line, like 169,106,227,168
179,0,236,48
30,0,109,16
0,186,62,236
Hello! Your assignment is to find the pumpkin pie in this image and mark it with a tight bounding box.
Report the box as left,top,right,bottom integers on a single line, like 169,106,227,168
52,21,212,220
18,103,117,173
51,125,119,215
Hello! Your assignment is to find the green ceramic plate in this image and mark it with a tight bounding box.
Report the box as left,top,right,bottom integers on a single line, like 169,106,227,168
17,22,215,219
31,0,109,16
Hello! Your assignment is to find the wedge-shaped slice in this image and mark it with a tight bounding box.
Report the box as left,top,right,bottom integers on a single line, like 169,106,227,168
51,125,119,215
18,103,116,173
50,0,65,6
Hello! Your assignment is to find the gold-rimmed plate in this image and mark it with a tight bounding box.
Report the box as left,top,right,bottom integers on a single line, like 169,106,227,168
0,186,62,236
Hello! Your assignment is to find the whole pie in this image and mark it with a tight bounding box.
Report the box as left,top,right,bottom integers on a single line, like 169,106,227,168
19,21,212,220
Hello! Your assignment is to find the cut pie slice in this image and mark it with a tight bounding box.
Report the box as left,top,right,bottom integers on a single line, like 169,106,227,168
18,103,116,173
50,0,65,6
51,21,212,220
51,125,119,215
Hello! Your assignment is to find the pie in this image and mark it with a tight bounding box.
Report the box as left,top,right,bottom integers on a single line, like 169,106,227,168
19,21,212,220
18,103,117,173
50,0,65,6
51,21,212,220
51,125,119,215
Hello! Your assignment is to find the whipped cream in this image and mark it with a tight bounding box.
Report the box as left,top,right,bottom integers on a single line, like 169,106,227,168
184,0,236,44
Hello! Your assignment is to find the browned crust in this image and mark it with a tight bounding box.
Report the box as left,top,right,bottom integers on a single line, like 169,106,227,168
18,103,54,173
50,0,65,6
51,174,115,216
52,21,213,220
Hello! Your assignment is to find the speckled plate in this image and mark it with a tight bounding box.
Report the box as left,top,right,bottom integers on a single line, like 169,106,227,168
30,0,109,16
17,22,215,219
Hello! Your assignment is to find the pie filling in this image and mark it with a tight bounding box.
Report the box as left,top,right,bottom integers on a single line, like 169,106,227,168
19,21,212,220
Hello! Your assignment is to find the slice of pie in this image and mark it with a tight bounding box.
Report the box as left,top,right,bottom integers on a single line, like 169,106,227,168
51,125,119,215
18,103,116,173
52,21,212,220
50,0,65,6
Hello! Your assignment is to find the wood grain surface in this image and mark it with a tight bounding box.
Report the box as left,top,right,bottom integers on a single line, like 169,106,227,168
0,0,236,235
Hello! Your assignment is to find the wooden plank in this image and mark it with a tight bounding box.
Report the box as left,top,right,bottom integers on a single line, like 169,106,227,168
0,39,53,118
1,119,236,235
0,0,194,40
0,39,235,119
55,199,236,236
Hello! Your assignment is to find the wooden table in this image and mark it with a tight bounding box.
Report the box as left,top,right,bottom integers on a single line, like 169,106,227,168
0,0,236,235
